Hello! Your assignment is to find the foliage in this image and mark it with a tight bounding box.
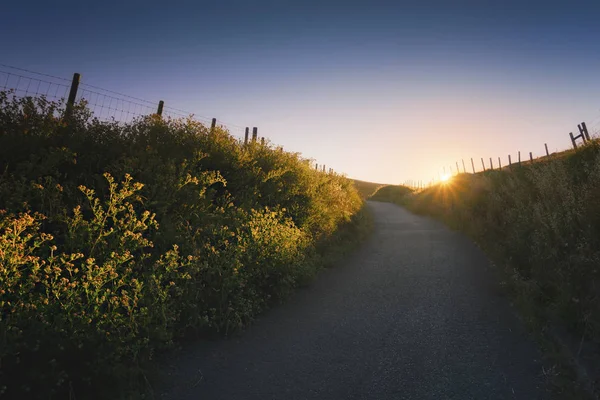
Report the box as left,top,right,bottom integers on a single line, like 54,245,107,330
400,142,600,348
0,92,363,399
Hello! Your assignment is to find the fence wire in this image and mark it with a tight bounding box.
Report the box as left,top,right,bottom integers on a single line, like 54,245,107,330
0,69,70,104
0,65,251,141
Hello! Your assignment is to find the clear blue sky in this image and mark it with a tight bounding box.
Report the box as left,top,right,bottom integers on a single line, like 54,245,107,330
3,0,600,184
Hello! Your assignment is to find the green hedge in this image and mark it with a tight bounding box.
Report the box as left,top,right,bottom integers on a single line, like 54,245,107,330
0,93,363,398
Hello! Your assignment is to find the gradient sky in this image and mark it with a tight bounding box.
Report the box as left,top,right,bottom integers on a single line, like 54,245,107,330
3,0,600,184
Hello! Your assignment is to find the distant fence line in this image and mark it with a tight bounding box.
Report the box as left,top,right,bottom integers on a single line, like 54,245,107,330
406,119,600,191
0,64,337,174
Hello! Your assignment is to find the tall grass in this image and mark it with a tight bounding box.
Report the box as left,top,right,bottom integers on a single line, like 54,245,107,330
401,142,600,349
0,92,365,399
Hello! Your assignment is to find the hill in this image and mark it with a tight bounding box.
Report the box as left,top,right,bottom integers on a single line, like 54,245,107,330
352,179,386,199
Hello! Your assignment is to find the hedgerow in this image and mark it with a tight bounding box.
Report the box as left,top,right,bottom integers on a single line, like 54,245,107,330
0,92,363,398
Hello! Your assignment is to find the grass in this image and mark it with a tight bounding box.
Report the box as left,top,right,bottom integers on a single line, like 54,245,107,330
352,179,386,199
371,141,600,398
0,92,369,399
369,184,413,202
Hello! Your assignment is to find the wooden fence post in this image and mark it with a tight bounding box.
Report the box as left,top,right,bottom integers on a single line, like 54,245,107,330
569,132,576,148
67,73,80,107
498,157,502,169
244,127,249,145
471,158,475,173
545,143,549,156
462,159,466,173
579,122,590,141
481,158,486,171
210,118,217,133
252,127,258,142
315,163,318,170
156,100,164,116
529,152,533,162
455,161,459,175
518,151,521,165
489,157,494,170
322,165,326,173
65,72,81,117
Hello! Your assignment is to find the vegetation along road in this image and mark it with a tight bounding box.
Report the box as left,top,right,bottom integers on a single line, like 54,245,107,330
160,201,545,399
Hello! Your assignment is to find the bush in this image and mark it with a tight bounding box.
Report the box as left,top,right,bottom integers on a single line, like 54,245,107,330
0,92,363,399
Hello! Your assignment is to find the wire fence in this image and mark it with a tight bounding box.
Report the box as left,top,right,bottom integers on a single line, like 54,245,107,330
0,64,253,142
410,115,600,191
0,68,71,104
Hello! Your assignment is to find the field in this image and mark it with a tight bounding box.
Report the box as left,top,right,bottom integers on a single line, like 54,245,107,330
0,93,369,399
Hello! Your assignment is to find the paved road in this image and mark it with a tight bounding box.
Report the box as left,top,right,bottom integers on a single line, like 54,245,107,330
159,201,545,400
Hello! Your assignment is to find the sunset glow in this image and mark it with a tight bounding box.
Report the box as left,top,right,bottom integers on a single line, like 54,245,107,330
2,1,600,184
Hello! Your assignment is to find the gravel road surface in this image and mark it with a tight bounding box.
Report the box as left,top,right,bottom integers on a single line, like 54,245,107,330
159,201,545,400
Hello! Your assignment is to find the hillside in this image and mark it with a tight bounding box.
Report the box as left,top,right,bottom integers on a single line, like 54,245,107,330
369,184,413,202
352,179,386,199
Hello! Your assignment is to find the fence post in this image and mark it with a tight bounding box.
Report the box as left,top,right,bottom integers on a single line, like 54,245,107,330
210,118,217,133
462,159,466,173
508,154,512,168
252,127,258,142
545,143,549,156
322,165,326,173
67,73,80,107
315,163,318,170
261,137,265,145
529,152,533,162
579,122,590,141
455,161,460,174
518,151,521,165
481,158,486,171
498,157,501,169
471,158,475,173
156,100,164,116
489,157,494,170
244,127,249,145
65,72,81,117
570,132,577,149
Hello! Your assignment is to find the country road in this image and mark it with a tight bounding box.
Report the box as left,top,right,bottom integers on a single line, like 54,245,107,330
159,201,545,400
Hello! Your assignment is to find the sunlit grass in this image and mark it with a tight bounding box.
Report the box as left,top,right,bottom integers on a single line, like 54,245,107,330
405,140,600,350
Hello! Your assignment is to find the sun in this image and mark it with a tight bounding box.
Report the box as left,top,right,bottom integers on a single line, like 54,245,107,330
440,173,451,183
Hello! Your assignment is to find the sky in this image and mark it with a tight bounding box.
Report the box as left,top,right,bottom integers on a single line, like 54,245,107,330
2,0,600,184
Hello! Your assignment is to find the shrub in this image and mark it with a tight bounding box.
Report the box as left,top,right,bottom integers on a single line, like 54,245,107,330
0,92,363,399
